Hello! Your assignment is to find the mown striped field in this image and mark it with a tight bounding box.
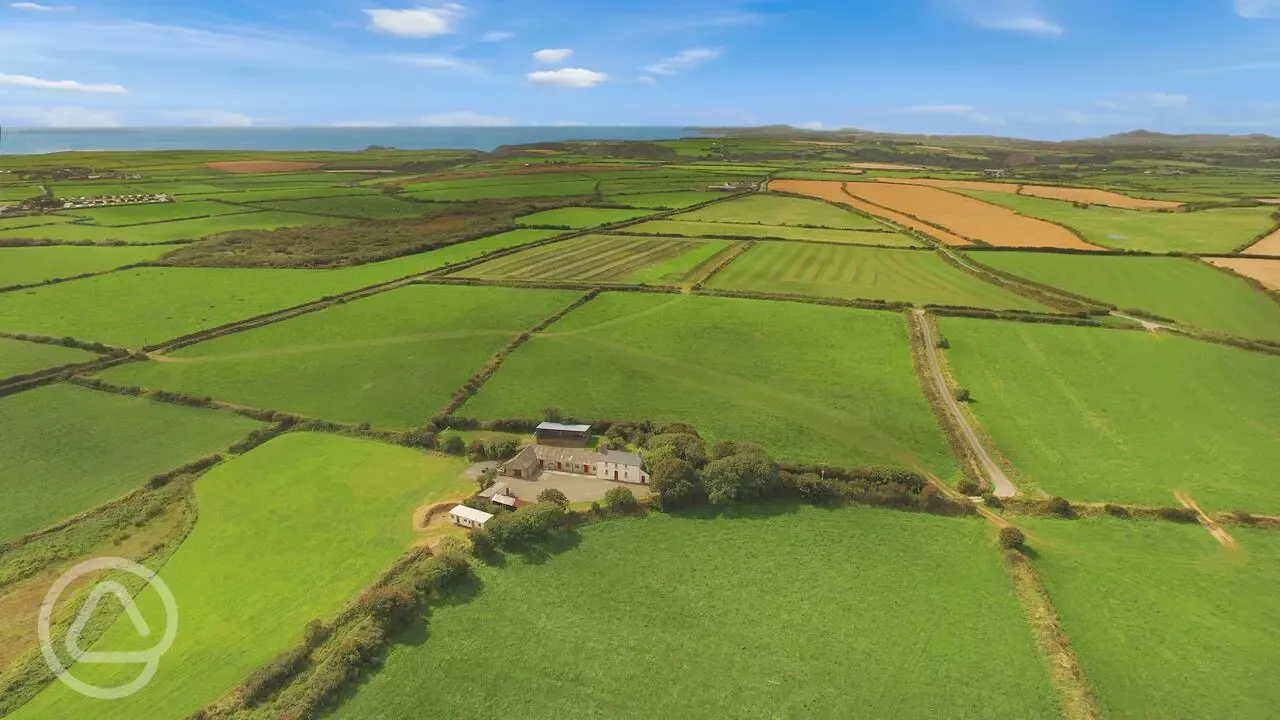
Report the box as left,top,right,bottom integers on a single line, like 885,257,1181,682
453,234,720,284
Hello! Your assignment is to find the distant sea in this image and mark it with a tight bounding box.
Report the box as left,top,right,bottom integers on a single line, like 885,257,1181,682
0,126,702,155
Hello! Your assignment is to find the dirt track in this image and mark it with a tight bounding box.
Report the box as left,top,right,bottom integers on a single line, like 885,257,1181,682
1175,491,1238,549
769,179,971,246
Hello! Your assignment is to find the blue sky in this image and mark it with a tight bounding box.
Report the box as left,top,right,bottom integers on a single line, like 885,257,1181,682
0,0,1278,138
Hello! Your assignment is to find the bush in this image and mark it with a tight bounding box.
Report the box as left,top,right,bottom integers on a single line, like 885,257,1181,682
541,407,564,422
1233,510,1257,525
789,472,842,504
441,434,466,455
952,387,971,403
357,584,418,629
998,526,1026,550
701,449,780,505
1104,503,1129,517
956,479,981,496
466,440,487,462
982,492,1002,509
649,458,700,510
646,432,707,468
1046,496,1072,517
604,486,637,513
1158,506,1198,524
537,488,570,508
485,438,519,461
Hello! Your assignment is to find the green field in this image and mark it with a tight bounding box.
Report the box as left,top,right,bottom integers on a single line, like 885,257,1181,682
184,186,384,203
0,383,260,542
938,318,1280,512
710,242,1049,310
0,215,75,230
462,292,959,474
515,207,653,228
676,193,883,229
974,252,1280,341
403,176,597,201
958,190,1279,253
1021,517,1280,720
627,241,732,284
0,211,343,245
12,432,470,720
627,218,920,245
455,235,723,284
0,337,96,379
333,506,1058,720
102,285,583,428
64,201,249,226
0,245,171,287
605,191,715,209
246,194,431,220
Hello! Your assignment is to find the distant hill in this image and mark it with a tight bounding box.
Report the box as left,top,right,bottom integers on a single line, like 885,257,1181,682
1075,130,1280,146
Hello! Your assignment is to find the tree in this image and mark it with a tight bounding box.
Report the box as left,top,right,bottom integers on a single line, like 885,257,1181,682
647,433,707,468
952,387,971,403
604,486,637,513
467,440,488,462
701,450,780,505
537,488,570,509
1046,496,1071,517
486,438,519,461
956,479,981,496
998,527,1025,550
649,458,700,510
441,434,466,455
541,407,564,423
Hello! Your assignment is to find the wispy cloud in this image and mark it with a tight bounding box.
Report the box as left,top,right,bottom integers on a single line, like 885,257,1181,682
1235,0,1280,19
899,104,1005,125
0,105,119,127
419,110,515,126
10,2,72,10
364,4,464,38
480,30,514,42
533,48,573,65
385,53,480,74
945,0,1064,36
637,75,656,85
526,67,608,88
1181,60,1280,76
0,72,126,93
645,47,721,76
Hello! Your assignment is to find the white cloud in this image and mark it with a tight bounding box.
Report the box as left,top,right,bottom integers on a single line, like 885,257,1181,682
797,121,826,130
0,72,126,93
1,105,119,127
386,53,479,73
419,110,515,126
526,67,608,88
1235,0,1280,18
533,48,573,65
480,30,514,41
645,47,721,76
1181,60,1280,76
945,0,1063,36
364,4,465,38
899,104,1005,125
164,110,253,127
1096,93,1188,110
10,2,71,10
637,75,657,84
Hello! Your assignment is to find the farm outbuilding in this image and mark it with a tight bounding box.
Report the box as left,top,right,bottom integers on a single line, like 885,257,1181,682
499,447,539,479
497,444,650,485
449,505,494,529
535,422,592,447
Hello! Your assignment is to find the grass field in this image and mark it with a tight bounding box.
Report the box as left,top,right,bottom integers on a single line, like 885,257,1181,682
0,245,171,287
627,218,921,245
102,285,583,428
403,176,597,201
0,337,96,379
454,235,723,284
332,506,1058,720
246,194,432,220
973,252,1280,341
0,211,343,245
515,207,653,228
959,190,1279,254
0,383,260,543
11,432,470,720
938,318,1280,512
605,191,715,209
677,193,884,229
183,186,385,203
64,201,249,226
770,180,974,247
709,242,1050,310
627,241,732,284
462,293,959,474
1021,517,1280,720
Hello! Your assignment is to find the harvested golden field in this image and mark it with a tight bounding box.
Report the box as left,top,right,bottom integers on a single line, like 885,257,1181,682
769,180,971,246
1244,226,1280,255
1208,258,1280,290
845,182,1103,250
876,177,1182,209
875,178,1021,193
206,161,323,173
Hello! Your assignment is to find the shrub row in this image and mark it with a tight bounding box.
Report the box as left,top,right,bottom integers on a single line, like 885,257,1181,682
694,286,909,313
927,306,1104,327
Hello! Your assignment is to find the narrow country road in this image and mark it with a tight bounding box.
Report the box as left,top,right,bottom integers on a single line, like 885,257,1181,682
914,310,1018,498
1109,311,1176,333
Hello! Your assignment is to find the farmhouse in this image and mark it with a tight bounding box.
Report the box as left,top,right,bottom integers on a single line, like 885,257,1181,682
498,445,650,484
982,169,1012,178
535,422,591,447
448,504,494,529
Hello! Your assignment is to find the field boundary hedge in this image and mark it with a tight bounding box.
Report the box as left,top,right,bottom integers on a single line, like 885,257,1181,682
690,240,755,289
692,286,909,313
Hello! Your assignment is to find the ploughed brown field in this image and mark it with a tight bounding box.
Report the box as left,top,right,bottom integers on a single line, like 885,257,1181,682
205,161,324,173
769,180,971,246
1242,226,1280,256
875,177,1182,210
1208,258,1280,290
844,182,1104,250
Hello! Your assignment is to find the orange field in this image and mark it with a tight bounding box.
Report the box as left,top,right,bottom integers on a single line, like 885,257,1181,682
1207,258,1280,290
769,180,971,246
876,178,1020,193
844,182,1103,250
875,177,1181,210
206,161,323,173
1242,226,1280,256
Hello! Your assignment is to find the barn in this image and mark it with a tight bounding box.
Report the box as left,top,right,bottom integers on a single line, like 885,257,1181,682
534,422,592,448
449,505,494,529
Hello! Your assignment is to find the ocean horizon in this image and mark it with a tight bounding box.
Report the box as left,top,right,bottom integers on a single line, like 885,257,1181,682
0,126,703,155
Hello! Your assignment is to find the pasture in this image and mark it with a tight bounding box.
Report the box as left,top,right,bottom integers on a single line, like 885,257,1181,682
769,180,973,246
975,252,1280,341
958,191,1279,254
462,292,960,475
246,194,432,220
0,383,260,543
677,192,883,229
515,207,653,228
0,337,95,379
606,191,714,209
454,235,726,284
627,218,921,245
62,200,249,226
627,241,732,285
709,242,1049,310
0,210,343,245
403,176,597,201
332,506,1058,720
0,245,170,288
937,318,1280,513
184,186,384,203
102,285,583,428
11,433,469,720
1022,517,1280,720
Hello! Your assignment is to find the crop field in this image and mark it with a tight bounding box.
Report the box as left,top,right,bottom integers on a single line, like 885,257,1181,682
403,176,598,201
102,285,583,428
332,506,1058,720
845,182,1102,250
626,218,921,245
937,318,1280,512
242,194,431,220
1206,257,1280,290
678,193,883,229
875,178,1182,209
182,186,384,203
0,245,171,287
0,383,260,543
627,241,732,284
515,207,653,228
770,180,973,245
958,190,1279,254
12,433,470,720
454,234,721,284
60,200,249,226
709,242,1049,310
0,185,40,201
1243,225,1280,255
462,293,959,474
974,252,1280,341
1021,518,1280,720
0,337,95,379
0,215,75,230
604,191,715,209
0,210,344,245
